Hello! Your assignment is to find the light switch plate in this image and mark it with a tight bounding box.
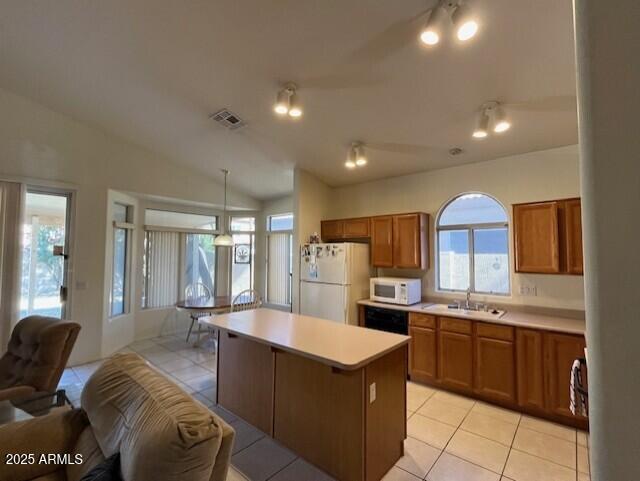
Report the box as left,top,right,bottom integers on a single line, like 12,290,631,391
369,382,376,403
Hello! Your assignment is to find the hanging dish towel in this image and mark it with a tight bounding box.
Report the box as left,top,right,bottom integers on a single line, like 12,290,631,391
570,358,588,416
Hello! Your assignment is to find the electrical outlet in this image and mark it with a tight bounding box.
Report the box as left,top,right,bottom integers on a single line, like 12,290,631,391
519,285,538,296
369,382,376,403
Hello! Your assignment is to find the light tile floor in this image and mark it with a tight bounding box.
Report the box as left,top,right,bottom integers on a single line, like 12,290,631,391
59,334,591,481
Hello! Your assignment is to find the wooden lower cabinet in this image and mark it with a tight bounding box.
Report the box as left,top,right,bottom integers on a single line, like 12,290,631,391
406,314,588,429
438,330,473,392
474,336,516,403
409,326,437,383
516,329,545,410
544,332,587,419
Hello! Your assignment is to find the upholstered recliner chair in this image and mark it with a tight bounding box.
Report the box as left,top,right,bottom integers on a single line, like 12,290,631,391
0,353,235,481
0,316,81,402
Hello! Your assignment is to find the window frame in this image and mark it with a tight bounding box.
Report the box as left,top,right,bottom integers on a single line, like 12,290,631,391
436,193,510,296
267,213,294,232
229,216,256,297
110,203,134,318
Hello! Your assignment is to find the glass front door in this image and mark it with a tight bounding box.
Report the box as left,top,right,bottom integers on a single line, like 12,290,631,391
20,190,71,319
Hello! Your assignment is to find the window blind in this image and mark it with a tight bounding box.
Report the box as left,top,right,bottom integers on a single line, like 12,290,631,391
267,233,291,306
145,231,180,308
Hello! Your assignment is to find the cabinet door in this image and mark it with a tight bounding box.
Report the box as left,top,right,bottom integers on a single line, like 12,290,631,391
371,216,394,267
343,218,370,238
514,202,560,273
516,329,545,410
409,326,437,383
321,220,344,241
393,214,424,269
544,332,587,419
564,199,583,275
475,337,516,403
438,331,473,392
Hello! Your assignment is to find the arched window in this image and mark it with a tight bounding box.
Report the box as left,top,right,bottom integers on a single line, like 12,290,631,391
437,193,510,295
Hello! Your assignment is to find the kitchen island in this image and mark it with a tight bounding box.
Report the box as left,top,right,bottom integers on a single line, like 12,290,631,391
201,308,410,481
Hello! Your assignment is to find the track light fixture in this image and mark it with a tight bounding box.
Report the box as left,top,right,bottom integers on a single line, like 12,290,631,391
273,83,303,118
345,142,367,169
420,0,479,47
473,101,511,139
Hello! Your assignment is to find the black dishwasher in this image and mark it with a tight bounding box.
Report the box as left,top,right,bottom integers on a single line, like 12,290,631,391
364,306,408,335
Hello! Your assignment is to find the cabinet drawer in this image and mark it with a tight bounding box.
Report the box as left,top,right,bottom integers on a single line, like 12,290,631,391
477,322,514,341
439,317,472,334
409,312,436,328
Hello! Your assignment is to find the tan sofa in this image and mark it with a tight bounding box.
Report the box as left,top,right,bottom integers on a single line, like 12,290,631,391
0,353,235,481
0,316,81,402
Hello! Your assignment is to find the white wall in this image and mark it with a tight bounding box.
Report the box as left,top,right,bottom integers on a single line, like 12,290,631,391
328,145,584,311
574,0,640,478
0,87,260,364
292,170,332,313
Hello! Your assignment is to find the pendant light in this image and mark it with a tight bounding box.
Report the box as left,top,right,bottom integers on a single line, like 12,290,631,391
214,169,234,247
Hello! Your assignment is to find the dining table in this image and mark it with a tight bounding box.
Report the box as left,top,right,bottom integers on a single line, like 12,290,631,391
175,295,234,314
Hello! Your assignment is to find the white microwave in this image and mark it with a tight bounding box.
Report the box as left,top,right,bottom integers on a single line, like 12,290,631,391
370,277,422,305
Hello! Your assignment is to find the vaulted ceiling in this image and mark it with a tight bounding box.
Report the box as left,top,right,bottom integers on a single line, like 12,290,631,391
0,0,577,199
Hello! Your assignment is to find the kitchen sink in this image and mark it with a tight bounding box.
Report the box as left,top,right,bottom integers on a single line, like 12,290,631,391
420,303,506,320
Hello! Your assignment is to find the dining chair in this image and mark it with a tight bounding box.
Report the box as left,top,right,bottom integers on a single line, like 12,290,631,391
185,282,212,343
231,289,262,312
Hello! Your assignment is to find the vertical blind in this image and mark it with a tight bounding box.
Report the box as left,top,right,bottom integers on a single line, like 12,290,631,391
145,231,180,308
267,233,290,306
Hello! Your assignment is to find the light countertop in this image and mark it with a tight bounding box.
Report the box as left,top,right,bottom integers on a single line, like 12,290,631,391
201,308,410,371
358,299,586,335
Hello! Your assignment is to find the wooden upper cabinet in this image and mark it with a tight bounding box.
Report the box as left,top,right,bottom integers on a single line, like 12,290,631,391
544,332,587,419
393,213,428,269
563,199,583,274
321,220,344,240
321,217,369,240
371,216,394,267
514,202,560,273
322,212,429,268
514,198,584,275
343,217,370,238
516,328,545,410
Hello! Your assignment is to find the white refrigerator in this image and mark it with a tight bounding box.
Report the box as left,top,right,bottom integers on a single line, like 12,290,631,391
300,243,371,325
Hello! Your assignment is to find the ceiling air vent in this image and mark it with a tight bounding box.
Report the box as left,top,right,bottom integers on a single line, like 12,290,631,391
210,109,246,130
